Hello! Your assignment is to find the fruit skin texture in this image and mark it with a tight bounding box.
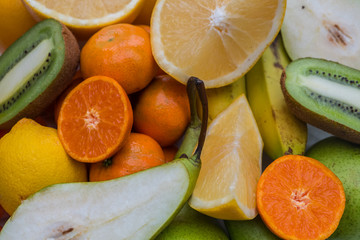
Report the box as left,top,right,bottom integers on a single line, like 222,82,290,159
246,35,307,160
0,118,87,215
257,155,346,240
0,19,80,129
0,0,36,53
89,133,165,181
134,74,191,147
225,215,280,240
80,23,158,94
0,77,208,240
155,203,229,240
307,136,360,239
280,57,360,145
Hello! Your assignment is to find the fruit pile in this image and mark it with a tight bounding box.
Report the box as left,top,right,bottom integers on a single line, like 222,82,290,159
0,0,359,239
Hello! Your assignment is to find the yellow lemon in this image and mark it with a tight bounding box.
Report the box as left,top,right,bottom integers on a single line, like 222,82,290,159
150,0,286,88
0,0,37,53
189,95,263,220
0,118,87,215
22,0,146,40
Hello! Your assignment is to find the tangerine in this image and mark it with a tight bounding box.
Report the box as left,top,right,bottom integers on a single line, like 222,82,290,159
256,155,346,240
133,74,190,147
89,132,165,181
163,145,178,163
57,76,133,163
80,23,158,94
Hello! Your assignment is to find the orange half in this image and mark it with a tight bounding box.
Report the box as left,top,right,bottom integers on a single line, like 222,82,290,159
57,76,133,163
257,155,346,240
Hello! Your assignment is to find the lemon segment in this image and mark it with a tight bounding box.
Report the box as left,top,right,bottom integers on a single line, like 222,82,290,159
150,0,286,88
189,95,263,220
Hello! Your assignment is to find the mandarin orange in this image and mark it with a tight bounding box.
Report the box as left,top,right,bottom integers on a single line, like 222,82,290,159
80,23,158,94
57,76,133,163
89,132,165,181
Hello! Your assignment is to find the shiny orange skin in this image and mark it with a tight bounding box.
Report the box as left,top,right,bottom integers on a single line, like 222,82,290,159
89,133,165,181
80,23,158,94
133,75,190,147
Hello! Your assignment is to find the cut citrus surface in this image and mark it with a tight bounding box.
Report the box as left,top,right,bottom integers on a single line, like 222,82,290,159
22,0,145,39
57,76,133,163
189,94,263,220
257,155,346,240
150,0,286,88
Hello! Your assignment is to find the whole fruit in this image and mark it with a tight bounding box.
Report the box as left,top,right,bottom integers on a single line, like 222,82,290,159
0,118,87,215
307,136,360,239
0,0,36,53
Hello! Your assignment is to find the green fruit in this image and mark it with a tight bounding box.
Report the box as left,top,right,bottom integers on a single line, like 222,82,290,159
0,77,208,239
281,57,360,144
156,203,228,240
307,136,360,239
225,216,280,240
0,19,80,129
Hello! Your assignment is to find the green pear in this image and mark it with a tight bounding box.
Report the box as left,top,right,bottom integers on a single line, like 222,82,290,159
0,77,208,240
307,136,360,239
225,216,280,240
155,203,229,240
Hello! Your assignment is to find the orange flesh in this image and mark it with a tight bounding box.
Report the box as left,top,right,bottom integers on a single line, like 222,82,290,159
58,76,133,162
257,155,345,240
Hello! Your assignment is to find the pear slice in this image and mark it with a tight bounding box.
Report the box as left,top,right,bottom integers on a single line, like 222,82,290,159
0,77,208,240
281,0,360,70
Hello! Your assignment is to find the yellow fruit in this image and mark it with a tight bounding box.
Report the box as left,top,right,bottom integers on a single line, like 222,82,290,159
189,95,263,220
0,118,87,215
133,0,157,25
21,0,146,40
150,0,286,88
0,0,37,53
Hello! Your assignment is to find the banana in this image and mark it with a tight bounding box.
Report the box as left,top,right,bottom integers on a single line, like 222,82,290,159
199,76,246,122
246,35,307,160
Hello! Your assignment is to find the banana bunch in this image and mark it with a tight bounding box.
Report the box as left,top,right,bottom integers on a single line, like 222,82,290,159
200,76,246,122
246,35,307,160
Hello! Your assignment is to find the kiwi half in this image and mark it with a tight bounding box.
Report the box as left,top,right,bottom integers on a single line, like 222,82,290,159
0,19,80,129
281,57,360,144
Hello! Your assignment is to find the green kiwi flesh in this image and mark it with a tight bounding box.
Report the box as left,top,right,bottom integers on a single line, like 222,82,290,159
281,57,360,144
0,19,80,129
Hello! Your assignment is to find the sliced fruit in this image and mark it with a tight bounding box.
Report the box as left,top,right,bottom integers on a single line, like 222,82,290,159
57,76,133,163
0,77,208,240
22,0,146,39
246,35,307,160
257,155,346,240
0,19,79,129
281,57,360,144
151,0,286,88
189,94,263,220
281,0,360,70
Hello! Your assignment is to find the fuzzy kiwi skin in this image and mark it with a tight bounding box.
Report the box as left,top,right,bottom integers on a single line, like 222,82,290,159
0,19,80,129
280,66,360,145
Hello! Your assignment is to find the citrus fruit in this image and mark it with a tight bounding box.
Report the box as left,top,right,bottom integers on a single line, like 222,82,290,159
133,74,190,147
80,23,158,94
150,0,286,88
256,155,346,240
0,0,37,53
57,76,133,163
163,145,178,163
89,132,165,181
189,94,263,220
0,118,87,215
21,0,145,40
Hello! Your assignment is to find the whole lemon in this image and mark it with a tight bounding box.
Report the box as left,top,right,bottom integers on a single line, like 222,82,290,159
0,118,87,215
